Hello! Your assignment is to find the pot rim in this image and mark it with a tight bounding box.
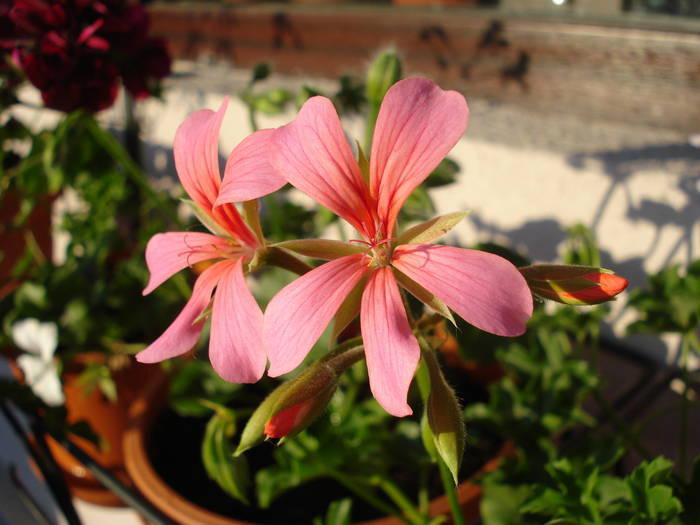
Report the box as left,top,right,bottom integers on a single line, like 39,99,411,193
123,367,513,525
122,369,248,525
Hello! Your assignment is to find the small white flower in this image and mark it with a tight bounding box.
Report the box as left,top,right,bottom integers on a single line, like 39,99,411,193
12,319,64,406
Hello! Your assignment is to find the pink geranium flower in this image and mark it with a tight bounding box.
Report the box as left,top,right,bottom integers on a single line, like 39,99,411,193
256,78,533,416
136,99,285,382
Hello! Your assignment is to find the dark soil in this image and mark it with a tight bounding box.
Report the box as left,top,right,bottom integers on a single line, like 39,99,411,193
147,364,501,524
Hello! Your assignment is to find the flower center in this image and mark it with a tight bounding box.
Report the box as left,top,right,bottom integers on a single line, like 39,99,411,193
350,236,394,268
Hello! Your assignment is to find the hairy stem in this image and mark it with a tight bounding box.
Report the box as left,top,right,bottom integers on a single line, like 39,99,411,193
437,456,466,525
327,469,404,522
370,475,427,525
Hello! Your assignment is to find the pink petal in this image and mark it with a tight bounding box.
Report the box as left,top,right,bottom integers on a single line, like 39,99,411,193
361,267,419,417
77,19,103,44
174,98,227,212
136,261,231,364
265,254,369,377
209,258,265,383
270,96,376,239
173,98,258,247
370,78,469,236
142,232,234,295
216,129,287,205
392,244,533,337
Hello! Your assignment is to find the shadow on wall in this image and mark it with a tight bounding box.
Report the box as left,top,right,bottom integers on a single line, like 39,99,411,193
465,142,700,293
419,19,531,91
142,135,699,293
568,143,700,270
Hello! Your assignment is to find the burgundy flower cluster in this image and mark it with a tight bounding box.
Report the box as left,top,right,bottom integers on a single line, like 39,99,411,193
5,0,170,112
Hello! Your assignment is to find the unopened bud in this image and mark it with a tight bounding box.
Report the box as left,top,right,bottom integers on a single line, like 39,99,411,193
264,385,336,438
421,349,465,485
366,51,402,106
520,264,629,305
365,51,402,149
236,347,365,454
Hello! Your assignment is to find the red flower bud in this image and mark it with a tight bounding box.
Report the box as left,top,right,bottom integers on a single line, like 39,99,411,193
520,264,629,305
264,399,316,439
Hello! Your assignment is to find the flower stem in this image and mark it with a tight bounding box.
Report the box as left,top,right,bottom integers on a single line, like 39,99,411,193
84,117,182,226
418,465,430,518
679,333,691,479
369,475,427,525
436,455,466,525
265,246,313,276
247,102,259,132
591,388,652,460
325,345,365,372
327,469,404,522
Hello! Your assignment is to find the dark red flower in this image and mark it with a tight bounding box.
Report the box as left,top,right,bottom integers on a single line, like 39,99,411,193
6,0,170,112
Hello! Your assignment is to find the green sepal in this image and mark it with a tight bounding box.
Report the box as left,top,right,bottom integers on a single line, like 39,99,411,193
395,211,469,246
242,199,265,247
235,362,338,455
180,198,229,238
272,239,365,260
394,268,455,326
520,264,611,281
235,381,292,456
191,301,213,326
421,347,465,485
357,141,370,185
332,276,367,341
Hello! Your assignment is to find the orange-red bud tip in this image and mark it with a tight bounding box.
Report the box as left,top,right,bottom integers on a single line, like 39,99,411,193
554,273,629,304
264,401,312,438
521,265,629,305
582,273,629,298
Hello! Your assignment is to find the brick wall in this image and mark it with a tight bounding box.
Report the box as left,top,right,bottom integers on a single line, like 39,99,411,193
149,3,700,132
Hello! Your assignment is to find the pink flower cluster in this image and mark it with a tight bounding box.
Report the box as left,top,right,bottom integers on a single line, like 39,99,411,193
5,0,170,112
139,78,534,417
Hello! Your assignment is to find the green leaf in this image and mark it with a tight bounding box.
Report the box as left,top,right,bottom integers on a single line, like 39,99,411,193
98,374,117,403
627,457,682,520
395,211,468,245
400,185,435,222
425,158,460,188
76,364,116,402
563,224,601,267
647,486,682,518
313,498,353,525
480,476,530,525
201,411,250,504
251,62,271,83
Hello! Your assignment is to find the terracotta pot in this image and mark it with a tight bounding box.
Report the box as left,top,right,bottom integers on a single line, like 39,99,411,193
0,191,54,300
124,366,512,524
45,353,166,506
363,441,513,525
123,371,245,525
